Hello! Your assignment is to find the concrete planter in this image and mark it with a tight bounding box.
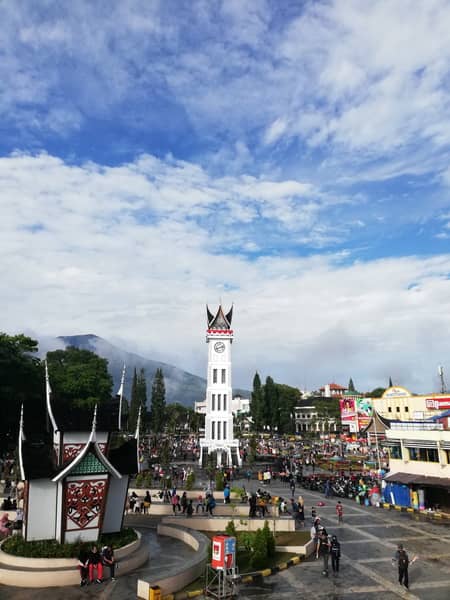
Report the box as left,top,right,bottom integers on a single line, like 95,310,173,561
0,530,148,588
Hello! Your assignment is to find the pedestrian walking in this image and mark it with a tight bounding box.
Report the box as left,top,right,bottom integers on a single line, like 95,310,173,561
392,544,411,590
317,529,331,576
336,500,343,523
330,535,341,575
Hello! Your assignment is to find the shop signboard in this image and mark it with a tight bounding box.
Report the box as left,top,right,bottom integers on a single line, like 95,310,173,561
425,397,450,410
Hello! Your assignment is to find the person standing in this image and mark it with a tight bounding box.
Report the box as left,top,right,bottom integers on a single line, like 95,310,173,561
317,529,331,576
336,501,344,523
330,535,341,575
289,478,296,498
224,484,231,504
206,494,216,516
392,544,410,590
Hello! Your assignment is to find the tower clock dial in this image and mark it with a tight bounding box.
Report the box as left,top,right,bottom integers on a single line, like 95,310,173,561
214,341,225,353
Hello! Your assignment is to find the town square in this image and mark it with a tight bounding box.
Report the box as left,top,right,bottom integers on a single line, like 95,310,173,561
2,1,450,599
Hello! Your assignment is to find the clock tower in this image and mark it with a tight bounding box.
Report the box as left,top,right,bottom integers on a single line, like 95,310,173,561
199,304,241,467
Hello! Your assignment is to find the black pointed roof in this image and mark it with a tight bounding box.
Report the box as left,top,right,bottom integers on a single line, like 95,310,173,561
207,304,233,329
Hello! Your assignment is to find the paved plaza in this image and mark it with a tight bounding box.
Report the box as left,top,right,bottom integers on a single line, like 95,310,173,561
1,478,450,599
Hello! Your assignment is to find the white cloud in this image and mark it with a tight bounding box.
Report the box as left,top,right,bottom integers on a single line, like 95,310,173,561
2,152,450,394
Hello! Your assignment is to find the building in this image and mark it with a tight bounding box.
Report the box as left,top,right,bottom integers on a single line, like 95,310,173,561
372,386,450,421
294,399,337,434
199,305,241,467
382,419,450,511
319,383,347,398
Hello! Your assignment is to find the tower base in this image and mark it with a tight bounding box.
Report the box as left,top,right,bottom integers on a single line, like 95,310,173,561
199,439,241,468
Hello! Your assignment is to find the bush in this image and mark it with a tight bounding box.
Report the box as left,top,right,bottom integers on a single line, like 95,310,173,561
143,473,153,488
215,470,224,492
225,520,237,537
135,473,144,488
185,472,196,490
262,521,275,557
2,528,137,558
250,529,267,569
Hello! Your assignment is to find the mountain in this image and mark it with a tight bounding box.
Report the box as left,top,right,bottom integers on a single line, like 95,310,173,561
43,334,249,409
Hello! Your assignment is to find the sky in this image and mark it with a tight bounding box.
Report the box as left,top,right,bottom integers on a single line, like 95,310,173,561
2,0,450,395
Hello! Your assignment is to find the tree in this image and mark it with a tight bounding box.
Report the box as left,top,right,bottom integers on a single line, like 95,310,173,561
263,376,277,429
151,368,166,432
165,403,187,434
389,376,393,388
367,387,386,398
46,347,112,409
0,333,45,452
250,372,263,432
348,378,355,392
274,383,301,434
128,368,148,433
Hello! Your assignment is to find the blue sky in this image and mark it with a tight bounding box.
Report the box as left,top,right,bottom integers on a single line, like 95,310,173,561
2,0,450,394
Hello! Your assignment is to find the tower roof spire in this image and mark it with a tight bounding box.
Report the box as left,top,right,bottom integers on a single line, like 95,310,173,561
206,303,233,330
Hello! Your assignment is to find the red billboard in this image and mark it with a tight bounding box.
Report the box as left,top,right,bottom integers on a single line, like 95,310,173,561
425,397,450,410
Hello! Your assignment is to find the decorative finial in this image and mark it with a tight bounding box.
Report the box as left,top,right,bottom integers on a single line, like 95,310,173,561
118,363,126,430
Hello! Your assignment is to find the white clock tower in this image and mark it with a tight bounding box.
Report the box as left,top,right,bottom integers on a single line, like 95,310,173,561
199,304,241,467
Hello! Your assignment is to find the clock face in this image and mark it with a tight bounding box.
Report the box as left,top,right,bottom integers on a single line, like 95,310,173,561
214,341,226,353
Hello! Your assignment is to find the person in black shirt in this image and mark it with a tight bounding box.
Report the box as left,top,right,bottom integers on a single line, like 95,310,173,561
102,545,116,580
393,544,409,589
78,548,89,586
330,535,341,574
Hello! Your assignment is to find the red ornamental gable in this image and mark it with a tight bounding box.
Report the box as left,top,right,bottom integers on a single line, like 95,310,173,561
63,442,107,462
65,479,107,529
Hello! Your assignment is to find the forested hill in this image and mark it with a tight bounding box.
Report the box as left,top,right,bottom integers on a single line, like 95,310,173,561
44,334,249,408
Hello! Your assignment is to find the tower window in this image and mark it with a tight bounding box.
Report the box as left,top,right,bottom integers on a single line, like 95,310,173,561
217,421,221,440
223,421,227,439
223,394,227,411
213,369,217,384
217,394,221,411
212,394,215,411
211,421,215,440
221,369,226,384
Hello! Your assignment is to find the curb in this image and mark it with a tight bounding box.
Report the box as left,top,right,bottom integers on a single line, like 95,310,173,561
162,555,304,599
379,503,450,521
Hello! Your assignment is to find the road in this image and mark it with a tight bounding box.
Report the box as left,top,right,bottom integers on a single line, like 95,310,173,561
232,479,450,600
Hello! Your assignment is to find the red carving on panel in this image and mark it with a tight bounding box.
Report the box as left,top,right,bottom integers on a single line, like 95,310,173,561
63,442,107,463
63,443,85,462
65,479,107,529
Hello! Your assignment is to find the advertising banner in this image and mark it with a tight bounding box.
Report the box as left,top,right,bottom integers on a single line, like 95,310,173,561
425,397,450,410
356,397,373,430
340,397,357,431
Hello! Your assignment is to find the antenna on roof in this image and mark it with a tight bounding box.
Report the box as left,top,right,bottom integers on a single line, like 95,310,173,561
438,365,447,394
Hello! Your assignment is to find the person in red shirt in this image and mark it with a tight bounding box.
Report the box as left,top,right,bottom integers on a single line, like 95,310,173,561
336,501,344,524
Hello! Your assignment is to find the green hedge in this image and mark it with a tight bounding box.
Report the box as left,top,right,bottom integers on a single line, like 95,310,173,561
2,527,137,558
